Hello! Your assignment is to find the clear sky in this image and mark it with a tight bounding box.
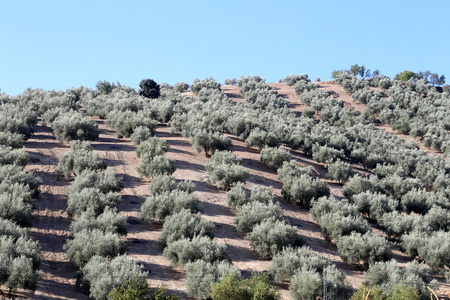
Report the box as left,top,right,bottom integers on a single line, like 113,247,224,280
1,0,449,96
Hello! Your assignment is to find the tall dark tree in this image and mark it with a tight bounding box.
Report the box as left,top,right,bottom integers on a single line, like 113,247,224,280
139,79,160,98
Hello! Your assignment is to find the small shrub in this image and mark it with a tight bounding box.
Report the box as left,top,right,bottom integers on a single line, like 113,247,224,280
318,212,369,242
235,202,283,234
136,154,176,179
224,78,237,85
69,207,128,236
245,128,280,150
281,174,330,207
163,236,229,267
185,260,240,299
226,182,250,209
326,159,355,184
250,185,274,205
0,192,33,226
69,168,123,195
64,229,127,267
337,232,393,269
0,236,42,294
159,210,215,248
0,132,25,149
80,254,148,300
0,217,28,240
245,219,305,258
148,174,195,195
190,78,222,95
136,137,168,158
260,146,291,170
130,126,153,145
211,273,280,300
277,160,316,182
66,187,122,218
270,246,331,283
140,190,202,223
56,141,106,179
190,129,231,156
0,146,29,166
52,111,99,143
174,82,189,93
289,265,350,300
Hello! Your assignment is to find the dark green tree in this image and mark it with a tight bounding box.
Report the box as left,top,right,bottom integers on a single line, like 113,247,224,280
139,79,160,99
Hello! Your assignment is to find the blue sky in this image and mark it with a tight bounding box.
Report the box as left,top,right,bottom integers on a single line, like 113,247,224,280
1,0,449,96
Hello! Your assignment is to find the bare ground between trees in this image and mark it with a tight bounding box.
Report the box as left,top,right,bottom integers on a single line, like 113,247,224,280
22,82,449,299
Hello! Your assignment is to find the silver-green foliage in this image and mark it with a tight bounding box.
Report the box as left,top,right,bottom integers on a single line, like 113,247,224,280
281,174,330,207
66,187,122,218
191,78,222,95
64,229,127,268
56,141,106,179
159,210,215,248
140,190,202,223
245,219,305,258
52,111,99,143
0,146,29,166
337,232,392,269
190,129,231,156
148,175,195,195
289,265,350,300
185,260,240,299
270,246,332,283
0,132,25,149
163,236,229,267
364,260,437,299
80,254,148,300
69,207,128,236
260,146,291,170
206,151,249,190
136,137,168,158
245,128,280,150
0,218,28,240
0,191,33,227
129,126,153,145
235,202,283,234
0,235,42,293
69,168,123,195
326,159,355,184
136,154,176,179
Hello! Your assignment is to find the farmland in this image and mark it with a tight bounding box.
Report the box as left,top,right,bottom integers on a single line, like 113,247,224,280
1,71,450,299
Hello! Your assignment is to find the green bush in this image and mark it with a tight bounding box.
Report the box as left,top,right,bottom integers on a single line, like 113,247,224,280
0,236,42,294
69,207,128,236
66,187,122,218
245,128,280,150
0,165,41,196
337,232,392,269
56,141,106,179
260,146,291,170
270,246,331,283
191,78,222,94
206,151,249,190
245,219,305,258
0,132,25,149
69,168,123,195
185,260,240,299
190,129,231,156
226,182,250,209
351,192,398,222
317,211,369,242
140,190,202,223
211,273,280,300
159,210,215,248
277,160,316,182
136,154,176,179
0,217,28,240
108,278,182,300
235,202,283,234
364,260,437,299
139,79,160,99
0,146,29,166
130,126,153,145
326,159,355,184
136,137,168,159
148,175,195,195
174,82,189,93
52,111,99,143
281,174,330,207
0,191,33,227
289,265,350,300
80,254,148,300
64,229,126,267
163,236,229,267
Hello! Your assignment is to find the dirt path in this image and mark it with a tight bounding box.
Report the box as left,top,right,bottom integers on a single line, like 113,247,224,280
26,121,89,300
